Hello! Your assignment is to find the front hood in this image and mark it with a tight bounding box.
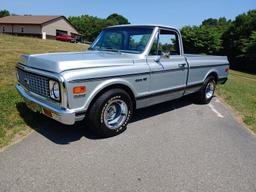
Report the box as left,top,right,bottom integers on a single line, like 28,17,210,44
20,51,136,73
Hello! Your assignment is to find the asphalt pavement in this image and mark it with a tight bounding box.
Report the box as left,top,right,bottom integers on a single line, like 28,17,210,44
0,96,256,192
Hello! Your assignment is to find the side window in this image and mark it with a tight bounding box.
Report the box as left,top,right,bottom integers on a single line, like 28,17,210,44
149,29,180,56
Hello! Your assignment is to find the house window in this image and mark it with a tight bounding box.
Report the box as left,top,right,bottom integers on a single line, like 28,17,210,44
21,27,24,33
2,26,5,32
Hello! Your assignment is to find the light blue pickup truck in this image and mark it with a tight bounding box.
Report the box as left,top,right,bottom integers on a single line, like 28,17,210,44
16,24,229,137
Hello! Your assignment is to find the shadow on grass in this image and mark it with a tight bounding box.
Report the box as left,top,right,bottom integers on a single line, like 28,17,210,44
16,96,193,145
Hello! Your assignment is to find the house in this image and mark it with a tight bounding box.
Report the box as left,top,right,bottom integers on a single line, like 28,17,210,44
0,15,80,40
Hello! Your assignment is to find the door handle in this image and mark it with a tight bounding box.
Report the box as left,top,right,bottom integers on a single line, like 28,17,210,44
178,63,186,68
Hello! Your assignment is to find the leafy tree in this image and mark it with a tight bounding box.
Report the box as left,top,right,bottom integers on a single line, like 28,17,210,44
106,13,130,25
222,10,256,71
181,17,231,55
180,26,198,53
242,31,256,58
69,14,130,42
0,9,10,18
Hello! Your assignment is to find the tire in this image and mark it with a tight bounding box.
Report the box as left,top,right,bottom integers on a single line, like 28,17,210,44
88,89,134,137
193,76,216,104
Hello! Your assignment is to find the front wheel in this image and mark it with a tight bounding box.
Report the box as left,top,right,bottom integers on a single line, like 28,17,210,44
88,89,133,137
193,76,216,104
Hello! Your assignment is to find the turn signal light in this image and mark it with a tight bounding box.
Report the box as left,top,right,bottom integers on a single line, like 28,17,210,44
73,86,86,94
43,108,52,117
225,68,229,72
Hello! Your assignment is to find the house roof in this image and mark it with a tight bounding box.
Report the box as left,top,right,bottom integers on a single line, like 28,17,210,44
0,16,62,25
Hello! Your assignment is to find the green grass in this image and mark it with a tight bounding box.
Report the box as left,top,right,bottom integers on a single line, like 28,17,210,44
0,34,88,148
217,70,256,133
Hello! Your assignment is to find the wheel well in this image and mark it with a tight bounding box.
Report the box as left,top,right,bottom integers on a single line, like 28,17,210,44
207,72,218,83
87,84,136,113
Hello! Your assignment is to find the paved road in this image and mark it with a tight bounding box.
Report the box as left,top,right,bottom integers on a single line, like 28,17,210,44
0,97,256,192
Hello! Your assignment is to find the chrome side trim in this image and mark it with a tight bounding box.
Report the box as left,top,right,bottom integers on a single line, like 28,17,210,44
190,63,229,69
136,82,203,100
69,72,150,83
136,86,185,100
136,82,203,109
136,89,184,109
68,68,188,83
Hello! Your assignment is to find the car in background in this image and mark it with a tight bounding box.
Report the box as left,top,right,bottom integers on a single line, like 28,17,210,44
56,34,76,43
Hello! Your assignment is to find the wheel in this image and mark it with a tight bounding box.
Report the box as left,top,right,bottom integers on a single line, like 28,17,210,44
193,76,216,104
88,89,134,137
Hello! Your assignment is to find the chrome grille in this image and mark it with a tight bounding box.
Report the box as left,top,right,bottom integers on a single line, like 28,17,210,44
17,69,50,98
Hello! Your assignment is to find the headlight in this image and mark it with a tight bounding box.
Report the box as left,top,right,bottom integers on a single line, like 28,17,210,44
49,80,60,101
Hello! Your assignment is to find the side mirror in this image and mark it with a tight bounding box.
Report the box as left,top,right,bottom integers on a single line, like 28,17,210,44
154,52,170,63
154,55,162,63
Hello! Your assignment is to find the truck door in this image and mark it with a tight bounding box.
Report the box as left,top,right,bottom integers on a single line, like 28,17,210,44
146,28,188,100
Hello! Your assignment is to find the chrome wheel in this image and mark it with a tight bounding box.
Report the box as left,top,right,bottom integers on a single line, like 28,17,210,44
103,99,128,130
205,81,215,99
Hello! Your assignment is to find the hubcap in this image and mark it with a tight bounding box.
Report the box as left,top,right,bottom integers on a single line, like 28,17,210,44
103,99,128,130
205,81,215,99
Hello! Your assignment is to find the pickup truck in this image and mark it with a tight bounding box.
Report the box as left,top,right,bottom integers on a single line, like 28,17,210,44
16,24,229,137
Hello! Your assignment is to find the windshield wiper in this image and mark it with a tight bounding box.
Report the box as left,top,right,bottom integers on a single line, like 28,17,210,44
89,47,140,54
88,47,120,52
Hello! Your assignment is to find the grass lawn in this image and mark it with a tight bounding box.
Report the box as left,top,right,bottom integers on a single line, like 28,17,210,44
0,34,88,148
217,70,256,133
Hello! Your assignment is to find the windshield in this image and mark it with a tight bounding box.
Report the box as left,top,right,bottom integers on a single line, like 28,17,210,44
90,27,154,54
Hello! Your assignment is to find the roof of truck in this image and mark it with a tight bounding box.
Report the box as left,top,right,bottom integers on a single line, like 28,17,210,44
106,24,179,31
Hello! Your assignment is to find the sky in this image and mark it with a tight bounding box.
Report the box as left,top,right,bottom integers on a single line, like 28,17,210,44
1,0,255,28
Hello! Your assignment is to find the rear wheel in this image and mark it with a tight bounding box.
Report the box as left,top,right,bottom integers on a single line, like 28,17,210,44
88,89,133,137
193,76,216,104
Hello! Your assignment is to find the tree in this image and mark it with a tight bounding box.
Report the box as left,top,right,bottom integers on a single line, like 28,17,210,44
69,13,130,42
0,10,10,18
180,26,199,53
222,10,256,71
106,13,129,25
181,17,231,55
243,31,256,58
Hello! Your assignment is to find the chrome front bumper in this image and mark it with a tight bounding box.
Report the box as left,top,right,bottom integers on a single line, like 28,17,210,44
16,83,78,125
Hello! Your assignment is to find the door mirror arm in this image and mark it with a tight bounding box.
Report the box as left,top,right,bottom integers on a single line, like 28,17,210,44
154,52,170,63
154,55,162,63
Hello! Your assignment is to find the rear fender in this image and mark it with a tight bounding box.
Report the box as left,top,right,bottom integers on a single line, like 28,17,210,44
203,69,219,82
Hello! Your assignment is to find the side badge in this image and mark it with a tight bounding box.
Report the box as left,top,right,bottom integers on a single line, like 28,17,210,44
135,77,147,82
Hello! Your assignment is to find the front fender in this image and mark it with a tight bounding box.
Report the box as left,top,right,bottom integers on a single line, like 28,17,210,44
82,78,137,111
